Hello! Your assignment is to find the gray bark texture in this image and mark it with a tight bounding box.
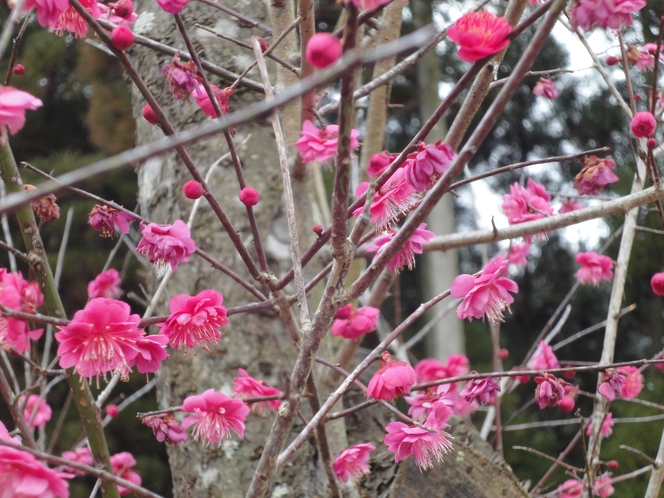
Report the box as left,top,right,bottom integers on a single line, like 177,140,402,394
131,1,529,496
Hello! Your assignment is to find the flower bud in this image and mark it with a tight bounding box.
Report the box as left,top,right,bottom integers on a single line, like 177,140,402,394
651,272,664,296
142,104,159,124
607,460,619,470
558,395,575,413
11,64,25,75
183,181,205,199
239,187,259,206
312,224,323,236
631,111,657,138
605,56,621,66
256,37,269,52
111,26,135,51
305,33,342,69
498,348,509,360
106,405,120,418
647,138,658,150
110,0,134,18
25,184,60,223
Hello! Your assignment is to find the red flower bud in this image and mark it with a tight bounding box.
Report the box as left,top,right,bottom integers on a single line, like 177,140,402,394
256,37,269,52
239,187,259,206
647,138,658,150
11,64,25,75
607,460,619,470
631,111,657,138
183,181,205,200
305,33,342,69
142,104,159,125
312,224,323,236
651,272,664,296
110,0,134,18
106,404,120,418
605,56,621,66
111,26,135,51
498,348,509,360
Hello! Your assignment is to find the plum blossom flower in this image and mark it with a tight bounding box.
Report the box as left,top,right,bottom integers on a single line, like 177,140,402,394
575,251,613,286
48,0,100,38
558,479,582,498
87,269,122,299
447,11,511,62
508,242,530,268
55,298,144,381
331,304,380,339
366,352,416,401
414,355,469,383
574,155,619,196
402,140,457,191
631,111,657,137
354,168,418,231
347,0,393,10
295,120,360,164
0,270,44,353
651,272,664,296
305,33,342,69
594,475,615,497
0,446,70,498
232,369,282,415
24,184,59,223
618,366,643,399
529,341,560,370
533,78,557,100
451,258,518,324
130,334,169,374
571,0,646,32
142,414,189,444
558,385,579,413
193,84,233,118
97,2,137,25
405,385,456,421
136,220,196,271
157,289,228,351
534,374,565,409
586,412,614,438
0,86,43,144
459,375,501,404
559,197,584,214
88,205,133,237
61,448,93,474
384,402,454,471
162,55,200,101
156,0,189,15
502,179,554,227
110,452,141,496
367,152,397,178
365,223,435,273
333,443,375,483
598,369,626,401
20,394,52,430
181,389,250,446
23,0,69,28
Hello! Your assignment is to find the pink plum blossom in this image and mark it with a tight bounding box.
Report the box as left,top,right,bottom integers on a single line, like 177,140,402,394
598,369,626,401
571,0,646,32
502,179,554,227
48,0,100,38
142,414,189,444
533,78,557,100
384,402,454,471
331,304,380,339
157,289,228,351
573,155,619,195
87,269,122,299
594,475,615,497
586,412,614,438
354,168,418,230
55,298,143,381
414,355,469,383
97,2,137,25
136,220,196,271
130,333,169,374
110,452,141,496
559,198,584,214
0,270,44,353
232,368,282,415
193,84,233,118
367,152,396,178
366,352,416,401
652,272,664,296
364,223,435,273
447,11,511,62
181,389,250,446
618,366,643,398
405,385,456,421
333,443,375,483
631,111,657,137
402,140,457,191
295,120,360,164
558,479,582,498
347,0,393,10
162,56,200,101
534,374,565,409
0,86,43,143
0,446,70,497
459,375,501,404
575,251,613,286
61,448,93,474
156,0,189,14
23,0,69,28
88,205,134,237
529,341,560,370
450,258,518,324
508,242,530,268
20,394,52,430
558,385,579,413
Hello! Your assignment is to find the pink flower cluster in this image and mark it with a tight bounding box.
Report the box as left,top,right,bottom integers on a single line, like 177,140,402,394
451,258,519,324
0,269,44,353
232,368,281,415
0,86,43,143
194,84,234,118
573,155,619,195
136,220,196,271
414,355,470,383
571,0,646,32
295,120,360,164
55,298,168,381
365,223,435,273
181,389,250,446
142,414,189,444
331,304,380,340
459,375,501,404
354,168,418,231
447,11,511,62
0,446,70,498
502,179,554,227
162,56,200,102
88,205,134,237
534,373,566,409
402,140,457,191
333,443,375,483
20,394,52,430
575,251,613,286
87,269,122,299
533,78,557,100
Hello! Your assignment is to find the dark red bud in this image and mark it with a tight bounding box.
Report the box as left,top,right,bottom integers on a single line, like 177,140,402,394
647,138,658,150
257,37,269,52
142,104,158,125
111,26,134,51
183,181,205,199
312,224,323,236
11,64,24,75
498,348,509,360
239,187,259,206
605,56,621,66
607,460,619,470
106,405,120,418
